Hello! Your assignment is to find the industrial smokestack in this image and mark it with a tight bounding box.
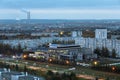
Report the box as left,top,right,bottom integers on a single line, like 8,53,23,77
27,11,30,20
21,9,31,22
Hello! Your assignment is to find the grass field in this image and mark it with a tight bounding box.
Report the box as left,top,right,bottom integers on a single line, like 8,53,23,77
1,58,120,80
79,78,87,80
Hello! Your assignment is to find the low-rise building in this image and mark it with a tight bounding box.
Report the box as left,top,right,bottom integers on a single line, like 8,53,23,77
48,44,97,61
1,71,24,80
0,68,44,80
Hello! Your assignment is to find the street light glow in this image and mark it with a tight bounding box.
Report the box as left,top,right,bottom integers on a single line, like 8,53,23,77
112,66,116,71
94,61,98,65
49,58,53,62
23,55,27,59
66,60,69,64
60,31,64,35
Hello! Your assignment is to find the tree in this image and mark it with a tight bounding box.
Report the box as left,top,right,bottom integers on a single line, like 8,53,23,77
95,77,98,80
0,43,23,56
46,70,54,76
94,47,101,56
52,76,61,80
61,72,69,80
52,72,61,80
101,47,109,57
94,47,110,58
46,70,54,80
24,65,27,72
111,49,116,58
69,72,78,80
17,43,23,53
15,64,19,71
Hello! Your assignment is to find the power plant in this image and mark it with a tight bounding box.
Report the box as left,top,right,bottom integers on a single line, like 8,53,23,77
21,9,31,22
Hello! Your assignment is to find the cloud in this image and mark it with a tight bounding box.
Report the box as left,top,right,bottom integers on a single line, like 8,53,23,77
0,0,119,9
0,8,120,19
0,0,120,19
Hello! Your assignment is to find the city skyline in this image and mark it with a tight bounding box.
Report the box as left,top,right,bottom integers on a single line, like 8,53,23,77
0,0,120,19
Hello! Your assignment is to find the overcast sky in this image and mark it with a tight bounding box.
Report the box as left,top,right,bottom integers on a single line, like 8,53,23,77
0,0,120,19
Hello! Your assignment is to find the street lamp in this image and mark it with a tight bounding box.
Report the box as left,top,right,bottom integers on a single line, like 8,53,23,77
112,66,116,71
66,60,69,64
94,61,98,65
60,31,64,35
23,55,27,59
49,58,53,62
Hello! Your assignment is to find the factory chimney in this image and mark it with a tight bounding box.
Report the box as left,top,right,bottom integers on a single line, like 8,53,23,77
21,9,31,23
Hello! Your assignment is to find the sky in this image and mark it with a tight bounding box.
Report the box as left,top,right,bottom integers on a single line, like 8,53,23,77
0,0,120,19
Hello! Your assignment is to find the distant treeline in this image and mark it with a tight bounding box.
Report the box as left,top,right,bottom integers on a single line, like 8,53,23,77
0,43,23,55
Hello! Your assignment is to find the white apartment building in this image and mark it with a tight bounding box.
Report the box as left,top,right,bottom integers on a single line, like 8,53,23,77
95,29,107,39
0,29,120,57
75,29,120,57
72,31,82,37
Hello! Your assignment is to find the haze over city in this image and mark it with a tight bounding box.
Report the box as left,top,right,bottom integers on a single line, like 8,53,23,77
0,0,120,19
0,0,120,80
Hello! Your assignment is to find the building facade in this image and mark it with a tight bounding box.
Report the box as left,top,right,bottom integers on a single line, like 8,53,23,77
95,29,107,39
0,29,120,57
75,29,120,57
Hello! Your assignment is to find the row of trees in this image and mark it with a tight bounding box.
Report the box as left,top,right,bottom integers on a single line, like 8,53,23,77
0,61,80,80
25,57,76,66
91,61,120,74
94,47,117,58
0,34,46,40
0,43,23,55
0,61,26,72
45,70,79,80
